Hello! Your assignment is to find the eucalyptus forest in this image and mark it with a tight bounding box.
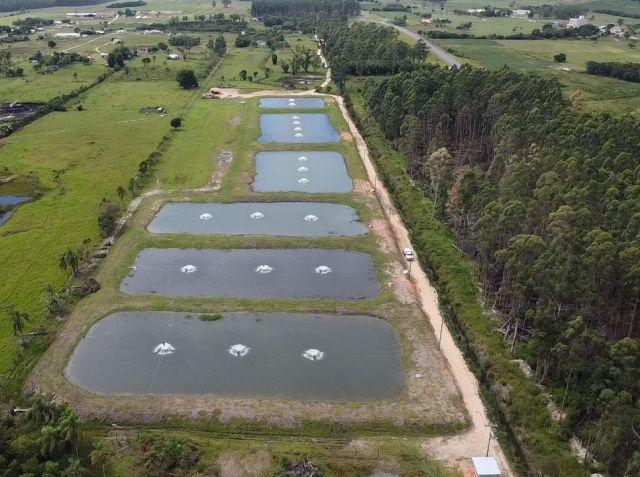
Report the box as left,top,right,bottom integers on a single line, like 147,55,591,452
361,65,640,476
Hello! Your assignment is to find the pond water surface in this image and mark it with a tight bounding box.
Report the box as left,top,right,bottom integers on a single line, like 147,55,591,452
121,248,380,299
148,202,366,236
259,97,325,109
0,195,30,226
259,114,340,143
253,151,352,193
66,311,402,398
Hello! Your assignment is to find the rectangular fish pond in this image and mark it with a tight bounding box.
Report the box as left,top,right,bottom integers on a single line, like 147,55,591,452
121,248,380,299
253,151,352,193
66,312,403,398
259,114,340,143
0,195,30,226
148,202,366,237
259,97,325,109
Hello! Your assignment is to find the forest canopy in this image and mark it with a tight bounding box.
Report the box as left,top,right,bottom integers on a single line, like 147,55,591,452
587,61,640,83
251,0,360,20
363,65,640,476
0,0,103,12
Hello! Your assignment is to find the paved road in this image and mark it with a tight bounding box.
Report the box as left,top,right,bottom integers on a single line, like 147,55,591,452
362,13,462,67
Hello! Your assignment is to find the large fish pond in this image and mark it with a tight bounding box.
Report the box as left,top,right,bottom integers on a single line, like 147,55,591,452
253,151,352,193
259,97,325,109
148,202,366,237
66,311,403,399
121,248,380,299
259,114,340,143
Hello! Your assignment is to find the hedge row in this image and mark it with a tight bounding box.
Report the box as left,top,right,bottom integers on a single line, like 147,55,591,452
344,91,589,477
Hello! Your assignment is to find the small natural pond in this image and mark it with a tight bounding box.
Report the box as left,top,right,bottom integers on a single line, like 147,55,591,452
0,195,30,226
121,248,380,299
253,151,352,193
66,311,402,398
259,114,340,143
148,202,366,237
259,97,325,109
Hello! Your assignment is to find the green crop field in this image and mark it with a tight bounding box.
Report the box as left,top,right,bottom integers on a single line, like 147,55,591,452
437,37,640,117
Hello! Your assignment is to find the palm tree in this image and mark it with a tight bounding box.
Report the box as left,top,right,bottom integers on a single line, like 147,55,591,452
116,185,126,209
89,439,109,477
43,283,66,316
142,57,151,68
58,408,80,457
73,72,78,82
7,307,29,337
27,393,58,425
62,458,89,477
59,248,80,276
40,425,62,458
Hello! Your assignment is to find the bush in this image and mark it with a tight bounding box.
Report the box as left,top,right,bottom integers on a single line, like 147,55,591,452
170,117,181,129
176,69,198,89
97,200,120,237
198,313,223,321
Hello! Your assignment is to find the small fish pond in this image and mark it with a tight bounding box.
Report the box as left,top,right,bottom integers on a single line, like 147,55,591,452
66,311,402,398
0,195,30,226
253,151,352,193
121,248,380,299
259,97,325,109
259,114,340,143
148,202,366,237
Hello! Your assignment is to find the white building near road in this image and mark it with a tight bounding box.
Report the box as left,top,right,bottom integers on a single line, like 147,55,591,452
472,457,501,477
568,15,588,28
511,9,530,18
55,32,81,38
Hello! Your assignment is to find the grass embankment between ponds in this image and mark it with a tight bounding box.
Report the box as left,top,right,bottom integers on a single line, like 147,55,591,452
345,89,588,477
27,97,467,437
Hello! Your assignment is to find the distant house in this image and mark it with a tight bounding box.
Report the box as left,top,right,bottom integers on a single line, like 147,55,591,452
467,8,484,14
143,29,163,35
472,457,501,477
567,15,588,28
167,54,180,60
55,32,81,38
112,38,122,44
511,9,530,18
115,29,127,34
421,18,433,24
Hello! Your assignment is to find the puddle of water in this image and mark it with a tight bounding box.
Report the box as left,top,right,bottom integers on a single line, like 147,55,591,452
121,248,380,299
259,114,340,143
259,97,325,109
66,311,402,398
0,195,30,226
254,151,352,193
149,202,366,237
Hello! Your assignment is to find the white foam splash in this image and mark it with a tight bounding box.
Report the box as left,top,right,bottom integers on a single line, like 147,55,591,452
288,98,296,102
302,348,324,360
304,215,318,222
250,211,264,219
291,115,300,119
181,264,197,273
292,120,301,125
199,213,213,220
315,265,332,274
294,127,303,131
288,103,296,107
294,133,304,138
297,166,308,172
298,178,309,184
228,344,250,357
153,342,175,355
255,264,274,273
297,156,308,161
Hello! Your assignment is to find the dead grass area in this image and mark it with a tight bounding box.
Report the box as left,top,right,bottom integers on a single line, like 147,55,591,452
354,179,374,196
218,449,272,477
341,131,354,141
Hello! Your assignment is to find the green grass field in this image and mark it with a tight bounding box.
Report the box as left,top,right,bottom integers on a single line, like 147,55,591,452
438,37,640,117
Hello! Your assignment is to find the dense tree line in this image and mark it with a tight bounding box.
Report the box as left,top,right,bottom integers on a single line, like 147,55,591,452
319,23,426,85
523,3,585,19
0,0,103,12
593,9,640,20
587,61,640,83
139,14,246,33
106,0,145,7
251,0,360,20
427,23,599,39
363,65,640,476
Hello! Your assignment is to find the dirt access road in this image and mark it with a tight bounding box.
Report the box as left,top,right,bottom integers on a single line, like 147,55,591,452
217,57,512,473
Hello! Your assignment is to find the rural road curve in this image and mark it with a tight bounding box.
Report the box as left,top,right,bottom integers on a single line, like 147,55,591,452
362,13,462,67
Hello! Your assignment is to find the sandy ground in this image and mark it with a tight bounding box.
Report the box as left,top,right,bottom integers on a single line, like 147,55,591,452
329,93,515,476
